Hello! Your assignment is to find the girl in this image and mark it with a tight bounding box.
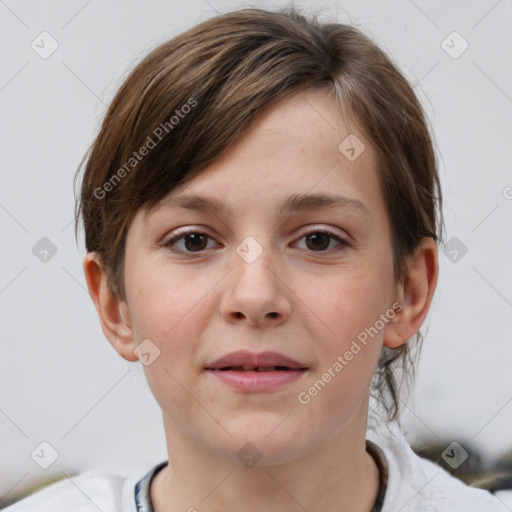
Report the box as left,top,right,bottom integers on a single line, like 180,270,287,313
6,6,510,512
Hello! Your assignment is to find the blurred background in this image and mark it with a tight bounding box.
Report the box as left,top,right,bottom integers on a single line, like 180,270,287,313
1,0,511,506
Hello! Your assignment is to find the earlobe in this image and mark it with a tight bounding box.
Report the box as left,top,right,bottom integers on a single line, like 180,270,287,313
383,237,439,349
82,252,139,362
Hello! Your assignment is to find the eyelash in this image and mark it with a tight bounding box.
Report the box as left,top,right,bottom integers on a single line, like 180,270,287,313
163,227,350,255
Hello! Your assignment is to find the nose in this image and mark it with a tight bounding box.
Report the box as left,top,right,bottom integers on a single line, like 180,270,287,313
220,238,292,327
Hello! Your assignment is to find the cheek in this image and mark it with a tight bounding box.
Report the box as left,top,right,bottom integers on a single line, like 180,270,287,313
126,261,211,343
126,286,205,417
128,269,217,381
296,297,382,431
295,266,391,348
292,267,390,405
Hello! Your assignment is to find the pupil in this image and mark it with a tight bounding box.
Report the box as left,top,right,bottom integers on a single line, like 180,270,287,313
185,234,207,251
307,233,329,251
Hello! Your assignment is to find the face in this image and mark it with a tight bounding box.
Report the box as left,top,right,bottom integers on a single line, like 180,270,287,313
118,87,399,465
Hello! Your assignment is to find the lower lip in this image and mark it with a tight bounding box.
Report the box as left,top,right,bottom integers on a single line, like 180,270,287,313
207,369,307,392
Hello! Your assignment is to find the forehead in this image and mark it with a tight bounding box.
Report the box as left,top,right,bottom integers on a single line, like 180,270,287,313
140,87,386,226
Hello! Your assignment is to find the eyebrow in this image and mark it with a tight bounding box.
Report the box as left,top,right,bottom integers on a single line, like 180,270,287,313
161,192,371,218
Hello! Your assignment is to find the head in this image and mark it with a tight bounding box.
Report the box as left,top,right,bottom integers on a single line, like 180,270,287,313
76,7,443,464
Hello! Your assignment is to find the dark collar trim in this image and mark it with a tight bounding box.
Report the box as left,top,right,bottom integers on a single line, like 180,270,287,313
134,460,169,512
366,439,389,512
134,440,388,512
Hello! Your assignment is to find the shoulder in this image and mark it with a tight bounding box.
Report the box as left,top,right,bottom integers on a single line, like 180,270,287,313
2,466,144,512
368,423,510,512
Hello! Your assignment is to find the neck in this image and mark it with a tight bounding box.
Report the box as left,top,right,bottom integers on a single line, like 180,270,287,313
151,404,380,512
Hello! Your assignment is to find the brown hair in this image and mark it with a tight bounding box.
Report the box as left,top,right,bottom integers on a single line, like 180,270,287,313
74,6,444,423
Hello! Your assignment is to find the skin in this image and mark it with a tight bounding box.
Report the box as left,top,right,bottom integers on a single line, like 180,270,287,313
83,87,438,512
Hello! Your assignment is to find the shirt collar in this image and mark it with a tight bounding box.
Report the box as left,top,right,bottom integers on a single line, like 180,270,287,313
134,460,168,512
134,441,388,512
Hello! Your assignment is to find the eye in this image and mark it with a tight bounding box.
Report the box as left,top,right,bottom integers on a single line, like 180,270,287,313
295,228,350,252
163,227,350,254
163,229,216,253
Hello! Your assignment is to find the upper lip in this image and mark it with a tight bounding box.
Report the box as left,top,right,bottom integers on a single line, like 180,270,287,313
205,350,308,370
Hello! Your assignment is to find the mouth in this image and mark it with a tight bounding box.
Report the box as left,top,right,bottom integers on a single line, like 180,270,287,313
205,351,308,392
205,350,308,371
214,365,306,372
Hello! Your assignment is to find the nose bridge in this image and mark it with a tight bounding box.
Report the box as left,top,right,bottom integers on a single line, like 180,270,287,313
233,235,277,291
222,234,291,324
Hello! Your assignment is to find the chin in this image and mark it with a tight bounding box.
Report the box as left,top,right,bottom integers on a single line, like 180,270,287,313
215,413,312,467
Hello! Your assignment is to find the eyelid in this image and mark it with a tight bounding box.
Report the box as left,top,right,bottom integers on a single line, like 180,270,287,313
297,224,347,239
162,226,216,247
163,224,351,254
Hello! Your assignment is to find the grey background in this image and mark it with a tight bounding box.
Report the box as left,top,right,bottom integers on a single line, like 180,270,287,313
1,0,511,501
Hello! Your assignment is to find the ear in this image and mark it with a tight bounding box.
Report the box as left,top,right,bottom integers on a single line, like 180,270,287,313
82,252,138,362
383,237,439,349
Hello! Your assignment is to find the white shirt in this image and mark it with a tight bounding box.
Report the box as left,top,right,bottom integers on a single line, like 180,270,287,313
4,423,511,511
